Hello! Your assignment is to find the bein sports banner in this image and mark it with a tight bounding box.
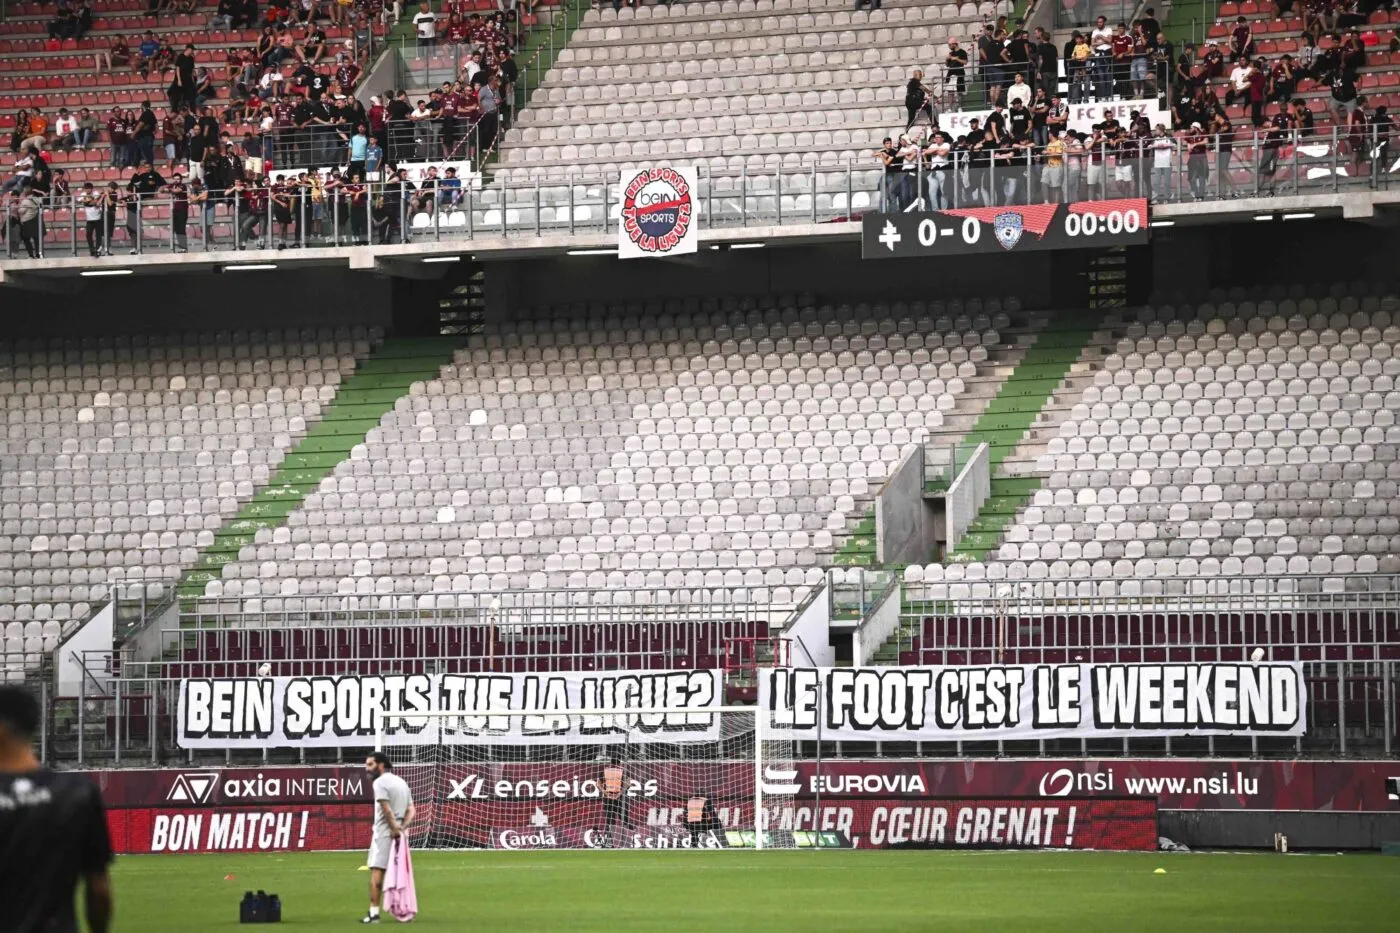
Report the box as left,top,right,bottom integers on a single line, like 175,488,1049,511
176,669,722,750
617,165,698,259
760,663,1307,743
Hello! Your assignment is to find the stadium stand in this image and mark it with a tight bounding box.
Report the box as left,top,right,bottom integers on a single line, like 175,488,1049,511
196,294,1019,607
0,326,379,681
901,280,1400,601
477,0,1016,221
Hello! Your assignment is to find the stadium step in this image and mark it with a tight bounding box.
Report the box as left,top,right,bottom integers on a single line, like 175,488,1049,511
945,322,1101,562
172,336,463,603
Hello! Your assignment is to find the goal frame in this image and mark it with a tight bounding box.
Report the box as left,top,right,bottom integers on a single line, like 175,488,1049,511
373,705,774,850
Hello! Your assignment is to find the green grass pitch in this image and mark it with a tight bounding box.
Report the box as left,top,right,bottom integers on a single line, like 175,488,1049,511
108,849,1400,932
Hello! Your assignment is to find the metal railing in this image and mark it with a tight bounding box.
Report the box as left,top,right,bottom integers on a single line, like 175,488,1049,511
36,658,1398,764
5,125,1393,261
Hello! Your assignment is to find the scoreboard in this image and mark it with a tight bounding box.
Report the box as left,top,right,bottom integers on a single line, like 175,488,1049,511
861,198,1150,259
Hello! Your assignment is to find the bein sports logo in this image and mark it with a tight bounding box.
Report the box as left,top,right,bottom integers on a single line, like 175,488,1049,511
1037,768,1115,798
166,772,220,805
620,168,693,255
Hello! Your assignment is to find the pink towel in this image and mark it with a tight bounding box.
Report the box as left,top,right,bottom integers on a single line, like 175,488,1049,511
384,837,418,922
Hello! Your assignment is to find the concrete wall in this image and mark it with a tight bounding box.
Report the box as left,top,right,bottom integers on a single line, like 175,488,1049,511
8,267,395,337
783,582,835,667
1161,810,1400,851
852,582,903,666
1150,219,1400,300
876,446,940,566
944,443,990,553
482,241,1057,320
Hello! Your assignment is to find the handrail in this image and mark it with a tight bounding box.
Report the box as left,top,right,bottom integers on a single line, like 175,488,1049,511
3,124,1393,262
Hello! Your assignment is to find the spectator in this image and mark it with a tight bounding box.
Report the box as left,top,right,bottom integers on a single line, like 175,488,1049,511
22,145,49,195
1001,28,1033,92
944,39,967,102
1062,130,1084,202
1035,129,1061,203
1150,123,1173,201
874,135,901,210
335,54,361,93
1259,104,1291,193
413,2,439,47
75,0,94,39
18,109,48,152
134,101,159,165
52,110,79,152
1371,105,1392,184
1184,120,1209,199
270,174,295,246
343,170,369,244
166,171,190,252
1090,16,1114,100
1033,27,1057,96
977,24,1002,107
1269,55,1296,105
48,5,79,41
233,177,264,247
1106,22,1131,98
1229,16,1254,64
75,109,99,151
1068,33,1092,103
1200,41,1225,82
498,49,518,127
1131,21,1152,99
1348,95,1370,171
1,150,34,195
126,160,165,251
1296,32,1319,82
1211,111,1235,197
477,76,501,153
1225,57,1252,108
5,187,43,258
439,165,462,209
346,123,369,179
895,133,921,208
1006,72,1031,109
171,44,198,110
905,69,935,130
1030,87,1049,146
78,181,105,257
1154,32,1174,92
1047,93,1068,140
134,31,161,78
1007,96,1031,140
1247,58,1267,127
211,0,237,29
412,96,440,159
1140,7,1161,44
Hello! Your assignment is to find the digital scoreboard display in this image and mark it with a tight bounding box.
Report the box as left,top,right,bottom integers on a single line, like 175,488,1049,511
861,198,1150,259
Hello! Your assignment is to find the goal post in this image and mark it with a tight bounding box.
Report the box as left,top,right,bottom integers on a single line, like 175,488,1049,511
373,706,797,851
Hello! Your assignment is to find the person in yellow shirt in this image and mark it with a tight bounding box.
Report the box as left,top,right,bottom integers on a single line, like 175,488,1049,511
1040,131,1066,203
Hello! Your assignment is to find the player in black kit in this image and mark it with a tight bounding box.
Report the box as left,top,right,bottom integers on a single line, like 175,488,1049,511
0,686,113,933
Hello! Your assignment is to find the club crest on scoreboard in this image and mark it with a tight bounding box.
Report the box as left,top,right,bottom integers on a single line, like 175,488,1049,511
993,212,1024,250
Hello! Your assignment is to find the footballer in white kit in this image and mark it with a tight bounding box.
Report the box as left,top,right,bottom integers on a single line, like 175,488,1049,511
363,752,414,924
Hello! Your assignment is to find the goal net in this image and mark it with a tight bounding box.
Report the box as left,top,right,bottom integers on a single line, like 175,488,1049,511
376,706,799,850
